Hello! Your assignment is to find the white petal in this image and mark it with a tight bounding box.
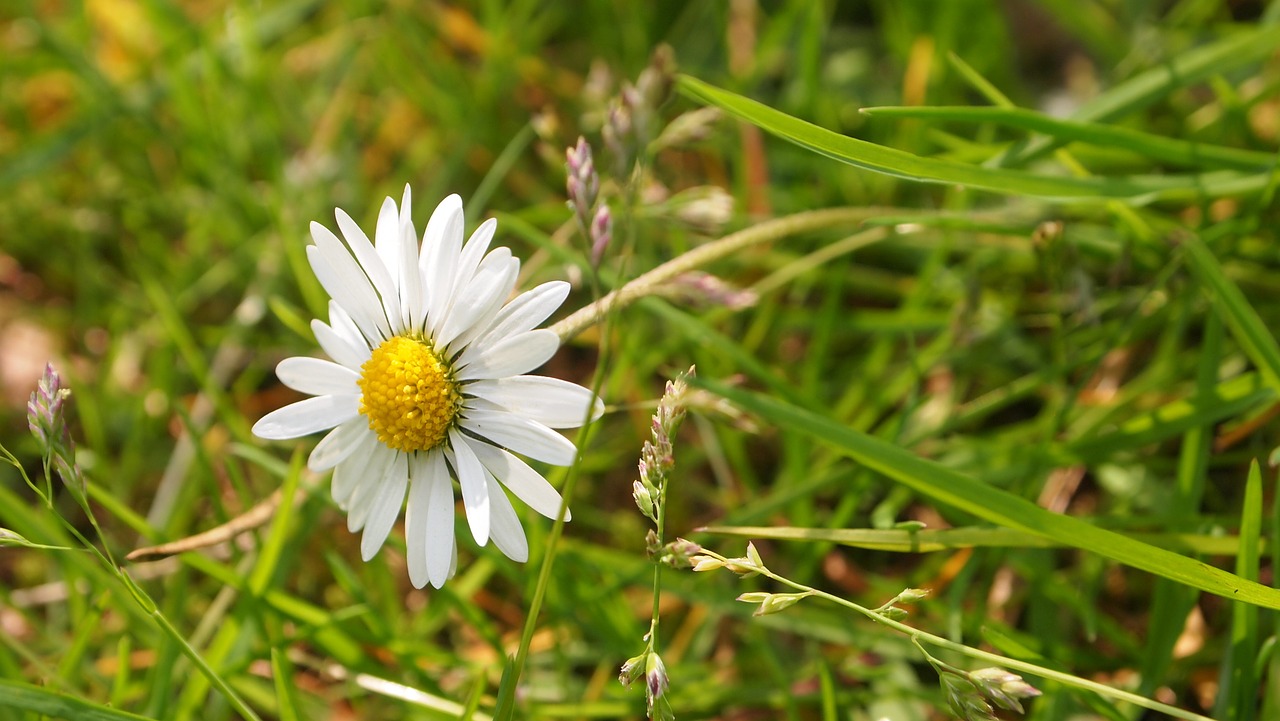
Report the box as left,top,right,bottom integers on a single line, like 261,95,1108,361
276,357,360,396
449,429,490,545
470,440,569,521
308,417,368,471
337,203,403,333
473,281,570,347
306,244,388,344
328,302,367,354
346,443,397,533
361,452,409,561
424,450,456,588
331,430,380,507
312,319,368,370
310,224,393,340
422,195,464,333
448,256,521,352
376,192,406,293
460,409,577,466
456,329,559,380
485,473,528,562
437,249,516,350
466,376,602,429
456,218,497,290
405,452,435,588
400,215,424,332
252,394,360,439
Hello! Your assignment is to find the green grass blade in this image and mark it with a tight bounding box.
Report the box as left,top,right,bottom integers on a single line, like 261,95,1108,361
1141,310,1221,698
860,106,1277,171
677,75,1265,202
995,26,1280,165
1064,372,1275,460
1180,233,1280,392
1219,461,1263,721
702,524,1258,557
248,450,304,595
270,648,302,721
0,678,157,720
694,376,1280,609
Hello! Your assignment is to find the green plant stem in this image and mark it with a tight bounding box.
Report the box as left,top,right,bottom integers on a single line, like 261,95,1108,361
507,295,612,707
647,469,670,660
703,549,1214,721
550,207,885,343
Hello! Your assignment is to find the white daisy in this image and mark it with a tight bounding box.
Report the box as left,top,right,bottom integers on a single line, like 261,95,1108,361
252,187,602,589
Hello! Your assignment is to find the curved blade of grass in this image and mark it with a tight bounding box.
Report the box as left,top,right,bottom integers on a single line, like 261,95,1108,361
677,75,1264,203
702,525,1258,556
0,679,157,720
994,26,1280,166
1180,233,1280,392
694,376,1280,609
1220,461,1264,721
1064,371,1275,460
860,106,1276,171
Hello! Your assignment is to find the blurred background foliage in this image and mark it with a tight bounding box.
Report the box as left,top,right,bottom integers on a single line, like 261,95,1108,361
3,0,1280,719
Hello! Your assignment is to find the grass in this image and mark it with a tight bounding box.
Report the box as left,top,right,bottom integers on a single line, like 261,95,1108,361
3,1,1280,720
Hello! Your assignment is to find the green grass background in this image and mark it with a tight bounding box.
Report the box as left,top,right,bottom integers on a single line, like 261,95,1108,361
3,1,1280,719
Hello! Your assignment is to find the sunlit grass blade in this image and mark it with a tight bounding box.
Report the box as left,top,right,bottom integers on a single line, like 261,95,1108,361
270,648,302,721
0,679,157,720
1064,372,1275,460
1180,232,1280,392
860,106,1277,171
1219,461,1264,721
694,376,1280,609
702,524,1259,557
678,75,1268,203
993,26,1280,165
1141,311,1221,698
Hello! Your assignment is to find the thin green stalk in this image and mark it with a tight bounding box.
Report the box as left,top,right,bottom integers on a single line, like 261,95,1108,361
3,440,265,721
550,207,886,343
649,476,668,651
504,282,614,715
702,548,1214,721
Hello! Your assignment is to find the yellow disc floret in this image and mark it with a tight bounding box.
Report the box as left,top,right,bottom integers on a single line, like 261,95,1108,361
358,335,461,453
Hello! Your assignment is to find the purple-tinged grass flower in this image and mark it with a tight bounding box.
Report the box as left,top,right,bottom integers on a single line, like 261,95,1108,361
589,203,612,268
27,363,83,497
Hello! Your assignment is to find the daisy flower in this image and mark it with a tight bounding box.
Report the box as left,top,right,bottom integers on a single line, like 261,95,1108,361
252,187,602,589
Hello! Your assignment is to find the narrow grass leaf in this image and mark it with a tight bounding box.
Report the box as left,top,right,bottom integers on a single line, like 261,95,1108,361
695,377,1280,609
678,75,1264,203
270,648,302,721
1219,461,1263,721
249,450,304,595
703,524,1258,557
492,654,519,721
994,26,1280,165
1180,233,1280,392
860,106,1276,171
0,679,157,720
1141,311,1220,698
1065,372,1275,460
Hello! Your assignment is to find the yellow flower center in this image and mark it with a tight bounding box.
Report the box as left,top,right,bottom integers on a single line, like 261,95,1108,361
358,336,461,453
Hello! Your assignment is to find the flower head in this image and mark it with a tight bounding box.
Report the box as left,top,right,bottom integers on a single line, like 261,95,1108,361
252,187,603,589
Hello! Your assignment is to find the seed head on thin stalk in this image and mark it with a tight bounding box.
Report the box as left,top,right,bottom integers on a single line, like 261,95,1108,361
621,367,694,720
565,136,599,226
26,363,85,500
